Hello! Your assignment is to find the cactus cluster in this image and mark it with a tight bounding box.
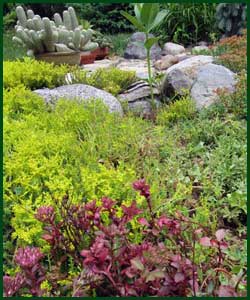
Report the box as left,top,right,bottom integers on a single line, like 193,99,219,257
13,6,98,56
215,3,247,37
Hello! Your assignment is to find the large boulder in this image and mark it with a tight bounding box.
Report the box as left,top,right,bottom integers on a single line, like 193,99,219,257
191,63,236,109
162,55,214,96
162,42,185,55
124,32,162,60
33,84,123,115
118,81,160,115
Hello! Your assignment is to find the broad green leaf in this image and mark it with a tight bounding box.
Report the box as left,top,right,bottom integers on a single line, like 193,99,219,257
147,4,160,30
130,257,144,271
121,11,145,32
140,3,154,27
144,37,159,50
149,10,169,31
134,4,142,21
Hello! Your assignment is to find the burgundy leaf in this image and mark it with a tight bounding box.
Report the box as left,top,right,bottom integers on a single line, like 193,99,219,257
217,285,237,297
138,217,149,226
174,272,185,283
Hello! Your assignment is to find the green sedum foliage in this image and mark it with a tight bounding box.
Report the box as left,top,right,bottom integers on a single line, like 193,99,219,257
72,67,137,95
156,97,197,126
3,58,137,95
4,58,70,90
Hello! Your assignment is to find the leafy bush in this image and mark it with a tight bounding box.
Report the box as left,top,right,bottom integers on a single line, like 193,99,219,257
3,181,246,297
106,33,131,56
156,97,197,126
215,3,247,37
155,3,218,46
67,3,134,34
215,30,247,73
3,10,17,30
191,30,246,73
3,58,70,90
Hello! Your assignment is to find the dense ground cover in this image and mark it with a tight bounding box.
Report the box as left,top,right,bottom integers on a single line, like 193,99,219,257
3,55,246,296
3,3,247,294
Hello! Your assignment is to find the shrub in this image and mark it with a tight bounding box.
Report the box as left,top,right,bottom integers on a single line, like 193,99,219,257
3,181,246,297
3,10,17,30
155,3,218,46
156,97,197,126
215,3,247,37
3,58,70,90
67,3,134,34
215,30,247,73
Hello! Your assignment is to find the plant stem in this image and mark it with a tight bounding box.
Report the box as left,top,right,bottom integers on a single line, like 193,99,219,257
145,33,155,110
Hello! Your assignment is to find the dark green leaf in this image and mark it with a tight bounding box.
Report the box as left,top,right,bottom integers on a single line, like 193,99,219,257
149,10,169,31
121,11,145,32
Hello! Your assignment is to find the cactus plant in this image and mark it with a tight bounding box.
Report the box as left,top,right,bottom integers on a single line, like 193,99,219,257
215,3,247,37
13,6,98,57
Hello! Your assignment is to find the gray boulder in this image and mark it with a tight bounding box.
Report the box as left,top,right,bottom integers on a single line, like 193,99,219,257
118,81,160,115
191,63,236,109
162,55,214,96
124,32,162,60
34,84,123,115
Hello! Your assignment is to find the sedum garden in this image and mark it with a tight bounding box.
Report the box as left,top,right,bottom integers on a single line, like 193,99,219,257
3,3,247,297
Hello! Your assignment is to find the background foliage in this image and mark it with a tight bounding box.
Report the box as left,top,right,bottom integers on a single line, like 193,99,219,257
155,3,218,46
67,3,134,34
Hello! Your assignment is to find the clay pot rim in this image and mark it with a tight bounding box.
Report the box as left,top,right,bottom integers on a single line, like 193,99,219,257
36,51,80,58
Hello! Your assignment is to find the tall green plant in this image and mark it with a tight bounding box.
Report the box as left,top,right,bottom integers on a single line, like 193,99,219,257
121,3,168,106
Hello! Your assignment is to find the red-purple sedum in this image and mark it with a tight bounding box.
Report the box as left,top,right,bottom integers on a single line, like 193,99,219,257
3,180,246,297
15,247,44,268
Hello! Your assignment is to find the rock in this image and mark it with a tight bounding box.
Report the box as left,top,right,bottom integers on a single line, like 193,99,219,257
175,54,193,62
198,41,208,46
118,81,160,115
154,55,179,70
191,63,236,109
116,59,155,80
192,45,209,52
81,58,120,72
34,84,123,115
162,42,185,55
124,32,162,60
162,55,214,96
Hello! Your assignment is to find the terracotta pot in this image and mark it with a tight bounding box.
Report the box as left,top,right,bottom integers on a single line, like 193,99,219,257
80,51,96,65
95,47,109,60
35,51,80,65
